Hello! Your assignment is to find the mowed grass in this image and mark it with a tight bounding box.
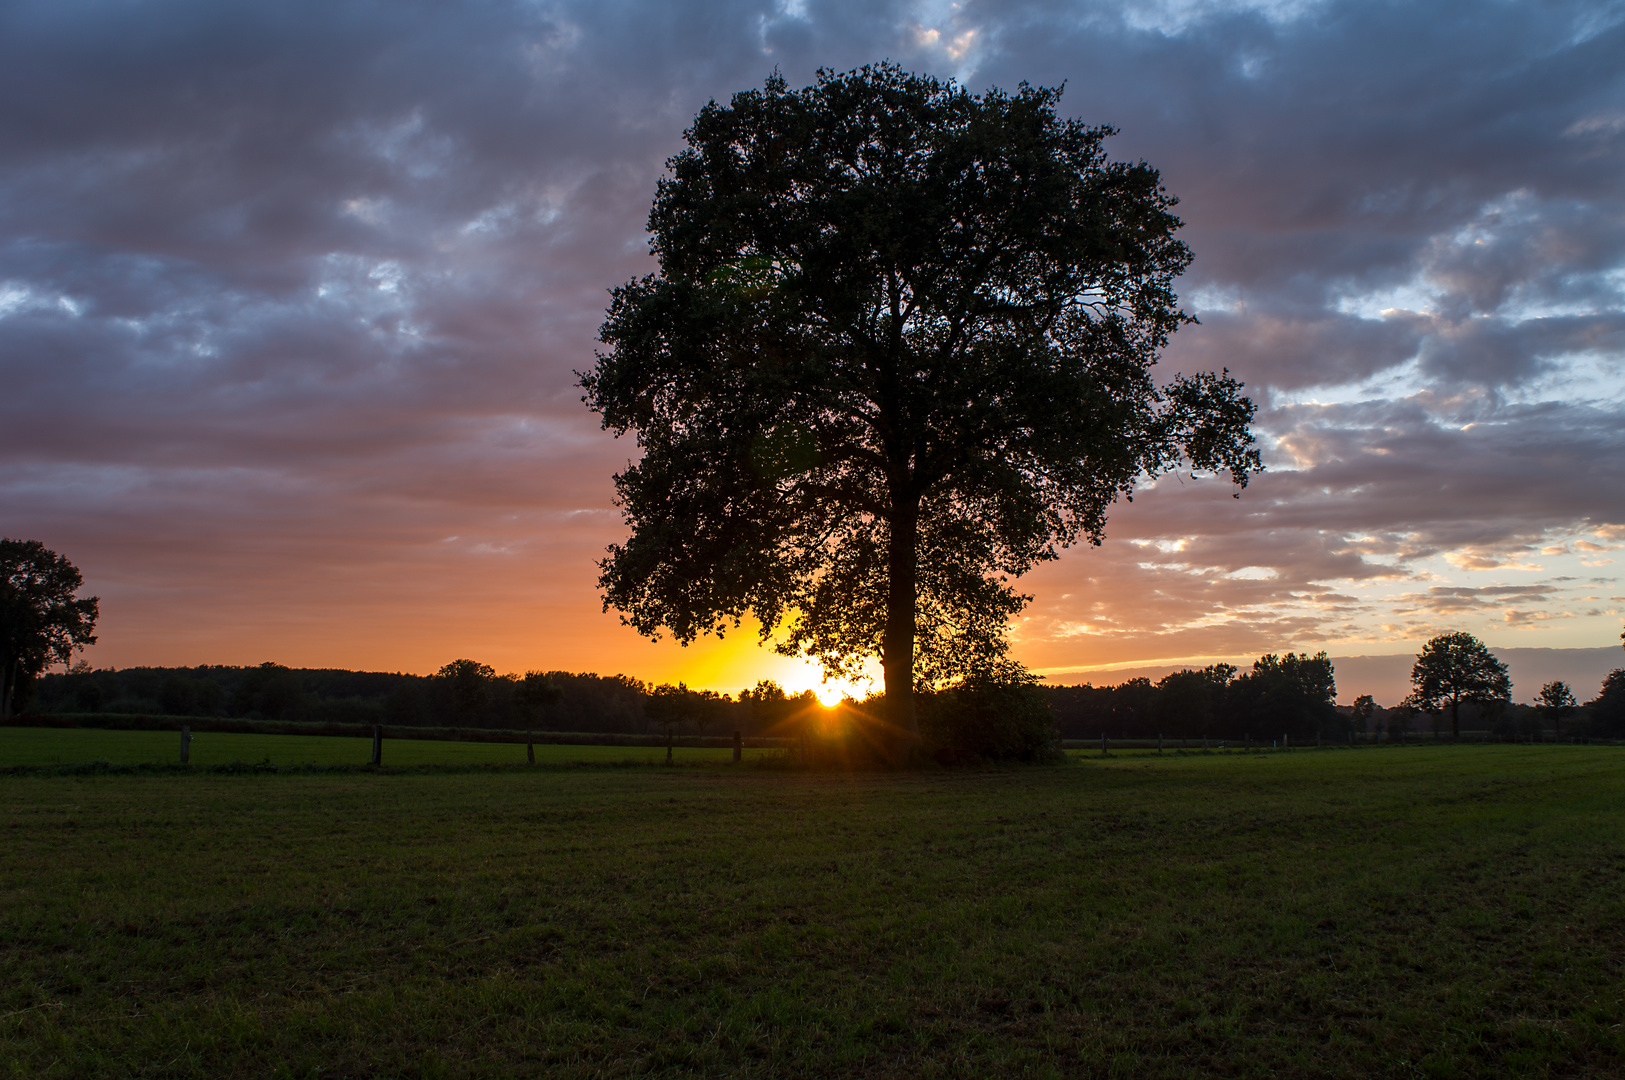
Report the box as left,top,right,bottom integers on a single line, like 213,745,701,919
0,727,756,768
2,746,1622,1078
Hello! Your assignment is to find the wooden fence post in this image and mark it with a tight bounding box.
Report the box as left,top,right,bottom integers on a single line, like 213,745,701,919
1158,733,1163,754
371,725,382,766
180,725,191,764
1101,733,1108,756
733,730,742,763
527,730,535,765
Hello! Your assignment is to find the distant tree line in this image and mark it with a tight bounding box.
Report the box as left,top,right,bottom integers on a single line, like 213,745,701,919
19,633,1625,744
1045,635,1625,742
25,662,831,738
1043,653,1344,742
25,662,658,734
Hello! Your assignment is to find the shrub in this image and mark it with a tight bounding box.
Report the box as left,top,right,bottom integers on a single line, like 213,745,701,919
918,675,1063,764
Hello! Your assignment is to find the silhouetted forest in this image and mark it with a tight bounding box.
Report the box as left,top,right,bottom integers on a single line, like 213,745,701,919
19,654,1625,739
25,663,658,734
1043,655,1625,741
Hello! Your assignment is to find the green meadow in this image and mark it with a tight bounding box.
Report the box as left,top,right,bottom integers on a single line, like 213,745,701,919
2,741,1622,1078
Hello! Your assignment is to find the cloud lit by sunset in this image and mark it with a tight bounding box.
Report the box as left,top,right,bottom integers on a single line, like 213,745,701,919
2,0,1620,701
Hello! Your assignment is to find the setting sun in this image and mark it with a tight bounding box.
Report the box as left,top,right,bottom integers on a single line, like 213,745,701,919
812,682,853,708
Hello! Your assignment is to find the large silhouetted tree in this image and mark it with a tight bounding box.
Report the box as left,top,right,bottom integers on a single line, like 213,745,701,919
583,65,1261,755
1410,632,1511,738
1,539,99,721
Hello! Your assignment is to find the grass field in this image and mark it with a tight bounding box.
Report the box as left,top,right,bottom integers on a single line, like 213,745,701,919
2,743,1622,1078
0,727,759,768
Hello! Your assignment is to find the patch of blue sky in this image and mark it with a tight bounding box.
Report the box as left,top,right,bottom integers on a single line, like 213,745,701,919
1501,353,1625,408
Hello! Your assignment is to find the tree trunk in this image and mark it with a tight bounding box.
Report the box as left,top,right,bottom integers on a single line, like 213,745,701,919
881,498,921,763
1450,698,1460,738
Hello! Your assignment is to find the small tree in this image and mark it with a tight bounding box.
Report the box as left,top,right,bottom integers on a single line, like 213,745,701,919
514,670,562,719
1410,632,1511,738
433,659,496,726
1351,694,1376,735
1535,680,1576,735
1586,669,1625,738
918,669,1061,763
1,540,99,721
644,682,727,762
739,679,817,738
513,669,562,745
1389,699,1419,742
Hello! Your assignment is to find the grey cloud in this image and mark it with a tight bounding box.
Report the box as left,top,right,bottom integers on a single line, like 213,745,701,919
1391,585,1562,616
1,0,1621,671
1167,309,1425,390
1417,311,1625,385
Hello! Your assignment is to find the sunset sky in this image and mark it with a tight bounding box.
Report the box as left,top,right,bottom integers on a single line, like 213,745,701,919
3,0,1622,703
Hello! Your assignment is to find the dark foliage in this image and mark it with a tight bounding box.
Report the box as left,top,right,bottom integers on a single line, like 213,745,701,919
1587,669,1625,737
739,679,820,740
1044,652,1340,741
1225,653,1343,743
1535,680,1577,734
918,674,1062,763
29,664,672,734
583,64,1260,750
1410,632,1512,738
1,539,99,720
644,683,730,741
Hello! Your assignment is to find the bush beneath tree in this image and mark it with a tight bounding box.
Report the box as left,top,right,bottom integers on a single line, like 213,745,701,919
918,676,1063,764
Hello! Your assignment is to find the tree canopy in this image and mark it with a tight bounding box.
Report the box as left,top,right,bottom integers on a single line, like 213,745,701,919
1534,680,1576,732
513,670,563,727
582,65,1261,752
1225,652,1340,742
1,539,99,720
1409,632,1511,737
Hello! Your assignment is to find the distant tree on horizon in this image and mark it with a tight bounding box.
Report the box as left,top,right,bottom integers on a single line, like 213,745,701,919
1224,652,1340,743
433,659,496,726
1587,668,1625,738
645,682,729,762
1410,632,1511,738
582,64,1261,760
1,539,99,721
1154,664,1235,738
1535,680,1576,735
1351,694,1376,734
739,679,817,739
513,670,562,727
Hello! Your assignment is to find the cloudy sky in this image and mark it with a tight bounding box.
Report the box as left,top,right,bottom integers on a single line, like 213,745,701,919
3,0,1622,701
